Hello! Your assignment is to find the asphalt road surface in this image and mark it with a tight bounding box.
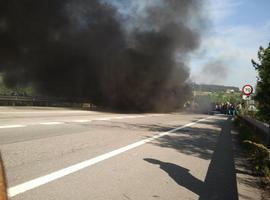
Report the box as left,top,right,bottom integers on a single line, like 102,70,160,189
0,107,238,200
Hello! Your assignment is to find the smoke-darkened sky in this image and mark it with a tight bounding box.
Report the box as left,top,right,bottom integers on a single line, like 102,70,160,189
0,0,207,111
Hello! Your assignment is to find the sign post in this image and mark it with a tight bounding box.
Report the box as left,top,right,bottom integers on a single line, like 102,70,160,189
242,84,254,112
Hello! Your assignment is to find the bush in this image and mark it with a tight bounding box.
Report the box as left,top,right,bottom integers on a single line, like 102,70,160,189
252,44,270,122
234,116,263,143
243,140,270,177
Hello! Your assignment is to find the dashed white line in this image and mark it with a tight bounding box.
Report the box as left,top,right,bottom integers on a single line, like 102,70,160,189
94,117,111,121
0,125,27,129
0,114,165,129
121,115,144,119
7,116,214,198
147,114,164,117
72,120,92,123
39,122,64,125
112,116,128,119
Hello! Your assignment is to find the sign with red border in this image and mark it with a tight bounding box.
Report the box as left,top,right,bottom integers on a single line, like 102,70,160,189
242,84,253,96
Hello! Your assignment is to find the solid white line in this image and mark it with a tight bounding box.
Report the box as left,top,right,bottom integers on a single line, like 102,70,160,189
7,116,214,198
0,125,27,129
39,122,64,125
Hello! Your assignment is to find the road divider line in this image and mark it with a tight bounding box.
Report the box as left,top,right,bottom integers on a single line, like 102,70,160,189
39,122,64,125
72,120,92,123
0,125,26,129
0,114,164,129
71,115,147,122
7,116,214,198
147,114,164,117
112,116,128,119
94,118,111,121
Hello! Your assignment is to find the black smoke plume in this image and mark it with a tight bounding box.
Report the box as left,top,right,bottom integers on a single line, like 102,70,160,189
0,0,205,111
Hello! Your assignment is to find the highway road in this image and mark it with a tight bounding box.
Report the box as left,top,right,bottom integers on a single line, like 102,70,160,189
0,107,238,200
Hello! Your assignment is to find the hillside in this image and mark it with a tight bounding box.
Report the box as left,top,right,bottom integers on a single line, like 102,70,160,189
193,83,240,93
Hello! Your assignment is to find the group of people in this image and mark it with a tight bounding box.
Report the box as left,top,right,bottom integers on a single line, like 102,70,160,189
215,103,238,116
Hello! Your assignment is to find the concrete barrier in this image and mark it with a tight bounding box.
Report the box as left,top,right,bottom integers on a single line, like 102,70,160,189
239,115,270,148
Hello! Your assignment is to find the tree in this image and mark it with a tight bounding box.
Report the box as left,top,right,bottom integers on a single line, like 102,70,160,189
252,43,270,122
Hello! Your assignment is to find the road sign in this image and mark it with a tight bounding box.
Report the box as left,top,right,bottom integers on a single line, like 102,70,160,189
242,84,253,96
242,95,251,100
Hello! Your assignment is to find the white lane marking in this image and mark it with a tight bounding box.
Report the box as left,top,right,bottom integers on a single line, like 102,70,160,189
39,122,64,125
72,120,92,123
94,117,111,121
7,116,214,198
122,115,145,119
0,114,164,129
112,116,128,119
0,111,96,114
147,114,164,117
105,115,145,120
0,125,26,129
83,115,147,121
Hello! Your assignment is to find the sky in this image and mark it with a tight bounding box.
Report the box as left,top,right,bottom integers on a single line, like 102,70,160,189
190,0,270,88
1,0,269,91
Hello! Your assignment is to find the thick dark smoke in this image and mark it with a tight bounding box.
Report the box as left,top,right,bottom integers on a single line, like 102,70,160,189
0,0,206,111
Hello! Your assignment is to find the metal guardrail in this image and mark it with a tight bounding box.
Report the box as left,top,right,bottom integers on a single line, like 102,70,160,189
0,96,32,101
0,95,95,109
0,95,78,107
239,115,270,148
0,95,55,102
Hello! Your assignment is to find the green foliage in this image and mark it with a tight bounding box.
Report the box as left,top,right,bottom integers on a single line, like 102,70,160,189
252,43,270,122
193,84,239,93
193,91,242,106
209,92,241,104
235,118,262,143
0,74,34,96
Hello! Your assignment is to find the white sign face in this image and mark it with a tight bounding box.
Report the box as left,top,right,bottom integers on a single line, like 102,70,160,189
242,85,253,95
242,95,251,100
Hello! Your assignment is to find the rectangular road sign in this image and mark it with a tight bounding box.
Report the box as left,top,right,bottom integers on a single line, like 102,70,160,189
242,95,251,100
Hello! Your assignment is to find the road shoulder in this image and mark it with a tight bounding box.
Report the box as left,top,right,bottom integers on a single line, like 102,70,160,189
232,128,266,200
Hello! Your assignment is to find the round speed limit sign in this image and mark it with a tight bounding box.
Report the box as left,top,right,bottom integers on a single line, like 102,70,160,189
242,84,253,96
